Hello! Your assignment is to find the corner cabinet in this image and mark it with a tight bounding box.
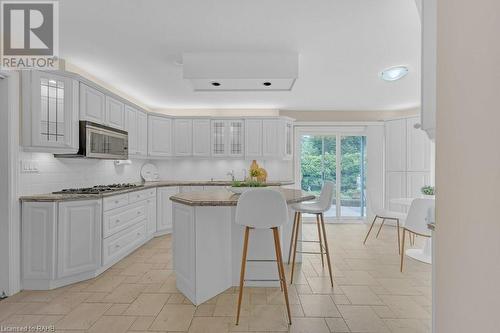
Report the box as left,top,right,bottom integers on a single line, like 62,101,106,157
22,199,102,289
21,71,79,153
211,119,244,157
148,114,173,157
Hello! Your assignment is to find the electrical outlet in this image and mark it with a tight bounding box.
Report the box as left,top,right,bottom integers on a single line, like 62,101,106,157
20,160,39,173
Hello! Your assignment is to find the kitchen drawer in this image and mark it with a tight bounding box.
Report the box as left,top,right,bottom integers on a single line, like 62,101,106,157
103,193,129,211
129,188,156,204
102,221,146,266
103,201,147,237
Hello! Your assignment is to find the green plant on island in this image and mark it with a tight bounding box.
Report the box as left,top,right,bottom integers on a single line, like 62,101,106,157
231,180,267,188
421,185,435,196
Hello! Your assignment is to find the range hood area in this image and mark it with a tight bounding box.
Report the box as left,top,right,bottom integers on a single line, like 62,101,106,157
182,52,299,91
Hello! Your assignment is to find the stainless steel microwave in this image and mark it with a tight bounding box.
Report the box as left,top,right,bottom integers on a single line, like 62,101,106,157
55,121,128,159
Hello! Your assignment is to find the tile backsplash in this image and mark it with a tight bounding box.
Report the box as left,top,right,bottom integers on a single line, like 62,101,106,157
18,152,294,196
19,152,145,195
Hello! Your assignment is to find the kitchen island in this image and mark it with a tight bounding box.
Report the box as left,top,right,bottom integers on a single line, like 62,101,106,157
170,188,315,305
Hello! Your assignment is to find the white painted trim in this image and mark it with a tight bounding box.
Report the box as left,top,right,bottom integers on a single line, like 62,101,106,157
295,121,384,127
0,71,21,296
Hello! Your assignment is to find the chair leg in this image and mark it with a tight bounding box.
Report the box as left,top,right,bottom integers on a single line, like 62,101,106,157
273,228,284,292
396,219,401,254
290,212,301,284
375,218,386,238
273,227,292,325
236,226,250,325
316,214,325,267
287,212,298,264
363,215,378,244
400,228,406,273
319,213,334,287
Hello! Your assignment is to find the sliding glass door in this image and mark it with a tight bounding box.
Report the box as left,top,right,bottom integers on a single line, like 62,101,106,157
298,131,366,220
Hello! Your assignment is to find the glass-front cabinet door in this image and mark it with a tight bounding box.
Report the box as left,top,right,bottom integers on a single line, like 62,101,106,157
26,71,79,152
227,120,244,157
211,119,244,157
211,119,226,157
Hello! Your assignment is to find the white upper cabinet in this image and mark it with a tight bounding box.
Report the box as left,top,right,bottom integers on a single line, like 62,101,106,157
126,105,138,155
80,83,105,124
105,96,126,130
192,119,211,157
148,114,173,157
174,119,193,156
137,110,148,156
245,119,262,157
211,119,244,157
284,120,293,159
126,105,148,158
262,119,281,158
406,117,431,171
385,119,407,172
22,71,79,153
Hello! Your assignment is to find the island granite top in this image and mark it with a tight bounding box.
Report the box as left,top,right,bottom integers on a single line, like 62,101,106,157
19,180,294,202
170,188,315,207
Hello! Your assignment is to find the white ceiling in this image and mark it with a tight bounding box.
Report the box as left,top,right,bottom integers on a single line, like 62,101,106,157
59,0,421,111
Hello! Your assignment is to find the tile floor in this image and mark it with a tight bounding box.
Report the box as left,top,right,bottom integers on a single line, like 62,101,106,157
0,223,432,332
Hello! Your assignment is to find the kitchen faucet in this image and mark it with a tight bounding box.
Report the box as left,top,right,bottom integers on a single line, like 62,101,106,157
227,170,235,181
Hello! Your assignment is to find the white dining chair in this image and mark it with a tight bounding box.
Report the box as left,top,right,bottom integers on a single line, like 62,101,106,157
363,190,408,254
400,198,435,272
288,181,335,287
235,189,292,325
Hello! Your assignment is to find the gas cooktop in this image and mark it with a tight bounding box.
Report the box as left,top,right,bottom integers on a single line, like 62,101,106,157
52,183,144,195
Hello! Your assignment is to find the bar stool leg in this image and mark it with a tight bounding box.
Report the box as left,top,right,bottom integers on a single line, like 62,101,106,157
287,212,298,264
315,214,325,267
363,215,378,244
236,226,250,325
274,232,284,292
396,219,401,254
273,227,292,325
375,218,386,238
319,213,334,287
290,212,301,284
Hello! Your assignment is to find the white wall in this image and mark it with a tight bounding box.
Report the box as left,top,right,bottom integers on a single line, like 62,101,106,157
435,0,500,331
0,76,10,295
18,153,145,195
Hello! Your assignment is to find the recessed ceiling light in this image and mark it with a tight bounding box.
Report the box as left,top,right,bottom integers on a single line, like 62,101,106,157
211,82,221,87
263,82,272,86
380,66,409,81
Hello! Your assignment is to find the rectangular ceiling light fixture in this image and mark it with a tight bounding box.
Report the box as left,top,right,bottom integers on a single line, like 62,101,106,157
182,52,298,91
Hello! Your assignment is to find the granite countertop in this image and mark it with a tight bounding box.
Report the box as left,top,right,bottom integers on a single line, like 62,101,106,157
19,180,294,202
170,188,315,207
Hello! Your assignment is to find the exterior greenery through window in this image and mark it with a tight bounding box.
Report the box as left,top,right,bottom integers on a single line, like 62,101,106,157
300,135,366,217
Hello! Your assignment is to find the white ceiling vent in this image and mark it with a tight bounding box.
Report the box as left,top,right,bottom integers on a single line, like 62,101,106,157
182,52,298,91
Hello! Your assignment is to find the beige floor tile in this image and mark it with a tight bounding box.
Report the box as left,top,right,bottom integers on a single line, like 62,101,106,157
1,314,63,326
338,305,390,333
376,278,423,296
129,315,155,330
371,305,397,319
124,293,169,316
378,295,430,319
188,316,231,333
120,263,154,276
137,270,172,284
56,302,112,329
85,275,127,292
88,315,136,333
341,286,384,305
289,317,330,333
194,303,216,316
248,304,289,332
335,271,380,286
105,303,130,315
103,284,146,303
332,294,351,305
149,304,195,331
167,293,187,304
34,292,92,315
299,294,341,317
305,277,342,294
325,317,350,332
383,318,431,333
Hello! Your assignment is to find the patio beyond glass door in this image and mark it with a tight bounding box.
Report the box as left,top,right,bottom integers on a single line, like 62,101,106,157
299,133,366,220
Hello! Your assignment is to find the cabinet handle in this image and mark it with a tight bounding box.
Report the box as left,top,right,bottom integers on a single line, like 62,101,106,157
114,200,119,204
116,219,120,223
115,244,120,248
137,211,141,215
137,232,141,236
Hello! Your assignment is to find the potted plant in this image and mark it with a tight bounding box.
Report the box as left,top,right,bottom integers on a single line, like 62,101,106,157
228,179,268,194
421,185,435,198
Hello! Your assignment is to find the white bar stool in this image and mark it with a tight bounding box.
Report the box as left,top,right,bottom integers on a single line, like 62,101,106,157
235,189,292,326
288,181,334,287
400,198,434,272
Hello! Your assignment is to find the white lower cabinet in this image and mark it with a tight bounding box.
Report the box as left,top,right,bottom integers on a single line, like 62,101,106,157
57,200,102,278
22,199,102,289
157,187,179,234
